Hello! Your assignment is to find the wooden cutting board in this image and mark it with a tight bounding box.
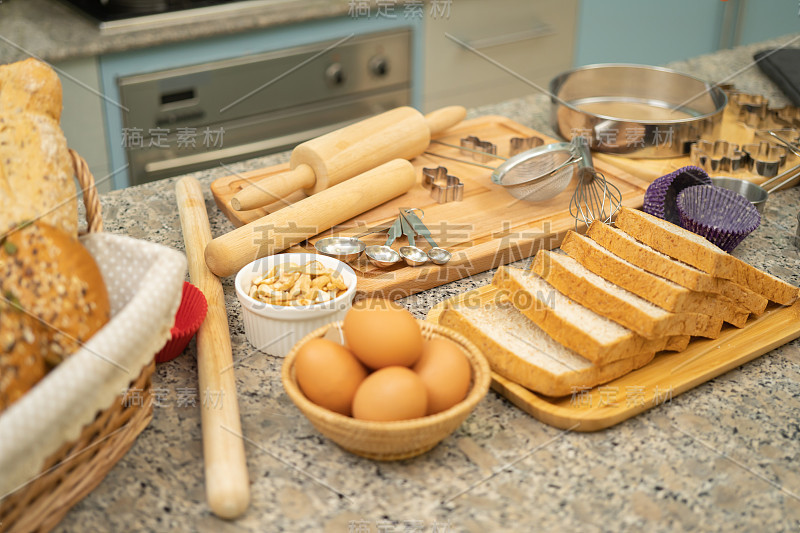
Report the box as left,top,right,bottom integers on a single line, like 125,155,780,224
211,115,651,298
427,284,800,432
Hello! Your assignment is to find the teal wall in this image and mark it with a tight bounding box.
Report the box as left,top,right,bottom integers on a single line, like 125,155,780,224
575,0,799,67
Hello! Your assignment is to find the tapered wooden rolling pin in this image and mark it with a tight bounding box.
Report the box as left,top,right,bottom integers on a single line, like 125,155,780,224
206,158,416,277
230,105,466,211
176,176,250,519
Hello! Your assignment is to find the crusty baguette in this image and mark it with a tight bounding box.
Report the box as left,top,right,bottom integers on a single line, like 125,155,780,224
492,266,689,365
532,250,723,339
586,221,768,315
439,300,655,397
615,207,798,305
561,230,749,327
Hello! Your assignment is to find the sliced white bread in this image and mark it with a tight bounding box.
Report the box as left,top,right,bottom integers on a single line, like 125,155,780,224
586,221,768,315
532,250,723,339
560,230,749,327
615,207,799,305
439,300,655,397
614,206,736,278
492,266,690,365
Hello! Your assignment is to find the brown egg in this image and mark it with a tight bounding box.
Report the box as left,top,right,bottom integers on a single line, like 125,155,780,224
294,338,367,416
342,298,423,369
413,338,472,415
351,366,427,421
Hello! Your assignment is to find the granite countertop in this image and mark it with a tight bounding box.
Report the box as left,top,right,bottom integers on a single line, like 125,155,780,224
0,0,371,63
54,36,800,532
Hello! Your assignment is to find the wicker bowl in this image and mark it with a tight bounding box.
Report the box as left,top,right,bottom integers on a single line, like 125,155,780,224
281,320,491,461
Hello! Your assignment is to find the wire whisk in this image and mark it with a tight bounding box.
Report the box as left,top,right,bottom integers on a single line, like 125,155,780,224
568,136,623,229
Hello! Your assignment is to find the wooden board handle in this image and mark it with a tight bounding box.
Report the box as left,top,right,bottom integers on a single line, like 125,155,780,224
175,177,250,519
425,105,467,136
205,159,416,277
231,164,315,211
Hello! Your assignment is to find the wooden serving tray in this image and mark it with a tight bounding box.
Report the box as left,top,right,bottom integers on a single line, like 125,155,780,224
211,116,650,298
427,284,800,432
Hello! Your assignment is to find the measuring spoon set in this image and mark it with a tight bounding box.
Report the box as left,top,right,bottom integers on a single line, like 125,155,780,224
315,208,451,268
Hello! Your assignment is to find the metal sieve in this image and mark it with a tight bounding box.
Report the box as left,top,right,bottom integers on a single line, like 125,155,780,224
426,138,585,202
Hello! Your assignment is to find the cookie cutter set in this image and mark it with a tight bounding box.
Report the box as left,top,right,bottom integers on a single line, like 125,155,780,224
690,89,800,178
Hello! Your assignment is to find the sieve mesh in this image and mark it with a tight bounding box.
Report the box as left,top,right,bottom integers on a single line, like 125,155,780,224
497,149,578,201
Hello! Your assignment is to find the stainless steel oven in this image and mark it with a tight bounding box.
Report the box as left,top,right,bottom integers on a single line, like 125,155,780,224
116,29,411,186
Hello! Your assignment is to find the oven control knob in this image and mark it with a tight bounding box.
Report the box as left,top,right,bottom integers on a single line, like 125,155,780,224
325,63,345,86
369,56,389,77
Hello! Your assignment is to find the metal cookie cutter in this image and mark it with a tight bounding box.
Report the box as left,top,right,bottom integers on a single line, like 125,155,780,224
509,136,545,156
690,140,745,173
460,135,497,162
422,166,464,203
742,141,788,178
730,92,769,128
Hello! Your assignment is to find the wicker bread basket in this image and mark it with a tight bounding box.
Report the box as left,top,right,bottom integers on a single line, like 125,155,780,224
281,320,491,461
0,151,158,533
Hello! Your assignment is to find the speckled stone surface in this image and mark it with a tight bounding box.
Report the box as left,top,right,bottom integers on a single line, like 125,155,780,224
0,0,378,63
53,38,800,532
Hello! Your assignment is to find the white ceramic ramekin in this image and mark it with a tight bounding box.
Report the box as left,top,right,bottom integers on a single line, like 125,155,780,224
235,253,357,357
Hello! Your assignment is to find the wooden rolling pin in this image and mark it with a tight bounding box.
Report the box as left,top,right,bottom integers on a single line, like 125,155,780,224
176,177,250,519
230,105,466,211
206,158,416,277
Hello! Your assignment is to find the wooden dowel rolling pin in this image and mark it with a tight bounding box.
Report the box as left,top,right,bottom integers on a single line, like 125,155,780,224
176,177,250,519
230,105,466,211
206,158,416,278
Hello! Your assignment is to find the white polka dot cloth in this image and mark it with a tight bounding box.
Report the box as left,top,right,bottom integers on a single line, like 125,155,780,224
0,232,187,498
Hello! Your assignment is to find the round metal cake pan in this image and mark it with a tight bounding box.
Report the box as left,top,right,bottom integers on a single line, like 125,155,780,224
550,64,727,158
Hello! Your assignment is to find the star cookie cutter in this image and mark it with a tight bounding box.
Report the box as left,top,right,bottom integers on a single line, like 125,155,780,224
422,166,464,204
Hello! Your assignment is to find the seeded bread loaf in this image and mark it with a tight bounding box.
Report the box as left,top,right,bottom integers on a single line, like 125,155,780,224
586,221,768,315
439,301,655,397
0,222,110,411
492,266,689,365
615,207,798,305
0,57,62,122
560,230,749,327
0,59,107,414
532,250,723,339
0,111,77,237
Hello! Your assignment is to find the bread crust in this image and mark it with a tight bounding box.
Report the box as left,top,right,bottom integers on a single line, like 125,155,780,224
440,302,655,397
586,221,768,315
561,230,749,327
493,266,688,365
0,222,110,412
0,58,63,122
532,250,723,339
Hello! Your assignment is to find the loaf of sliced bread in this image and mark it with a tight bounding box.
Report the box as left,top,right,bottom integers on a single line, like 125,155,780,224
492,266,689,365
586,221,768,315
560,230,749,327
532,250,723,339
439,300,655,397
615,207,798,305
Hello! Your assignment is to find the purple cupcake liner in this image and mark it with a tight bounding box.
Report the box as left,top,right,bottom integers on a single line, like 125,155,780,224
644,166,712,225
676,184,761,252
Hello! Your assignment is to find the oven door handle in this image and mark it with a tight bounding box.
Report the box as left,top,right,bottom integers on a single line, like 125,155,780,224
142,120,352,175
